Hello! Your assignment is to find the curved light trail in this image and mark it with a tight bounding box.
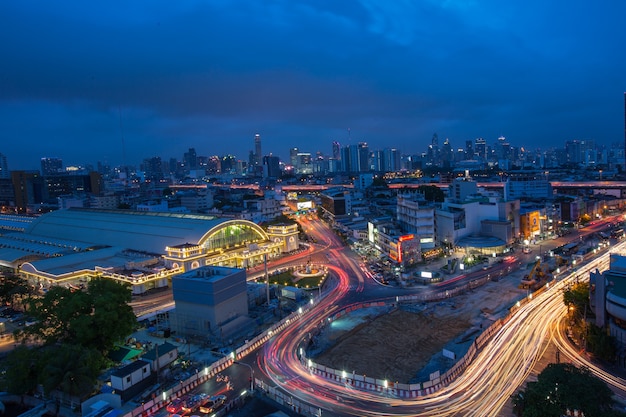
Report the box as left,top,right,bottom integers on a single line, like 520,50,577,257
257,235,626,416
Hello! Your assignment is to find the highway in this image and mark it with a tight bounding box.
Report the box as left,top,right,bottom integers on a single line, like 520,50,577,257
253,221,626,416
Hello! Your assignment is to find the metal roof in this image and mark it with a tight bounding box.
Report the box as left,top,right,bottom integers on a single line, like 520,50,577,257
25,208,230,254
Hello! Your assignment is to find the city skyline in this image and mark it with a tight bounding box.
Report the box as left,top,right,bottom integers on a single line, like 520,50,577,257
2,1,626,170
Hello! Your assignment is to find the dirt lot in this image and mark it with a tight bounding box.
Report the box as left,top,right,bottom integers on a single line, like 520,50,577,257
311,276,526,383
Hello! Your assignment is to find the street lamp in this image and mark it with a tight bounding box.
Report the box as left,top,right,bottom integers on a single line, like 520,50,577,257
234,361,255,392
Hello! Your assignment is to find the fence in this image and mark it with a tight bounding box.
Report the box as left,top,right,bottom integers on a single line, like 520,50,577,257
119,260,526,416
118,296,318,417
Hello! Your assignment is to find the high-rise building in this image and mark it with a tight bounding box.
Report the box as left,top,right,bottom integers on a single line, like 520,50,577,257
289,147,299,167
296,152,312,174
263,155,281,178
360,143,369,171
141,156,164,181
254,134,262,166
0,153,8,179
382,148,400,172
465,140,473,159
623,92,626,169
475,138,487,160
183,148,197,171
332,141,341,160
41,157,63,175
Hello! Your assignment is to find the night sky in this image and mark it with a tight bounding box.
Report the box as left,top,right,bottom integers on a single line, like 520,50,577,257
2,1,626,170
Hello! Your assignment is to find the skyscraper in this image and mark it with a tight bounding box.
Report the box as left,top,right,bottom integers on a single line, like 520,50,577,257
254,134,262,166
0,153,8,179
41,157,63,175
289,147,299,167
623,92,625,169
332,141,341,160
184,148,198,171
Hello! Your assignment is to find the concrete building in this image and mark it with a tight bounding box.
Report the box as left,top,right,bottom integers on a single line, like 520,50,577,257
396,194,435,249
90,194,120,210
592,254,626,367
179,189,214,213
448,177,478,203
320,188,352,219
0,153,9,179
242,196,283,222
367,217,421,266
266,223,299,253
504,173,553,201
171,266,250,339
436,199,515,254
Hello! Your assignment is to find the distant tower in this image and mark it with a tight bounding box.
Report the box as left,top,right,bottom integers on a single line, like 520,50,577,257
289,147,299,167
0,153,8,179
254,134,262,166
184,147,197,171
40,157,63,175
332,141,341,160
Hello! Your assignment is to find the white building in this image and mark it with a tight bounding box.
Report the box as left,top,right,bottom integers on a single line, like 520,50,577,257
179,189,214,213
504,174,552,201
396,194,435,249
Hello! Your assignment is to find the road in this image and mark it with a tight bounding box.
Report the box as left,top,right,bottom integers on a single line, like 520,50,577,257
143,214,623,416
250,218,625,416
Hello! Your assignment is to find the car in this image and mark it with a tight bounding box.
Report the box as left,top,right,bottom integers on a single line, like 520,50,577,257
166,396,189,414
211,395,226,408
198,395,227,414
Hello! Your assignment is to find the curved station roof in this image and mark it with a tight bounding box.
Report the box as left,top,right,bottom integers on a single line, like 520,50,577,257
25,208,233,254
1,209,271,285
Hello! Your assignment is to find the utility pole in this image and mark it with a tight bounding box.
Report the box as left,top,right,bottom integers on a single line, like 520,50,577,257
264,253,270,305
234,361,255,392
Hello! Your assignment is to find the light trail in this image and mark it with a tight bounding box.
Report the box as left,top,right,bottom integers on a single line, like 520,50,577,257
257,238,626,416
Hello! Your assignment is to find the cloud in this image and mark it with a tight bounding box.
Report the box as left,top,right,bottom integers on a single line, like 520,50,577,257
0,1,625,168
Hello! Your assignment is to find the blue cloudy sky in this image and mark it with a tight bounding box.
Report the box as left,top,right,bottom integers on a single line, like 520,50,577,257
1,0,626,170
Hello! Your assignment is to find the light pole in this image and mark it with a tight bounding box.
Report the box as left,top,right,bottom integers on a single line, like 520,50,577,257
234,361,255,392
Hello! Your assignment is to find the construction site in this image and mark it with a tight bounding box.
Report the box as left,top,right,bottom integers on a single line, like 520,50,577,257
310,269,528,384
309,237,606,385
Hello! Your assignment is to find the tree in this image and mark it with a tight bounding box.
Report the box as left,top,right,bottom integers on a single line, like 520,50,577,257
41,344,104,402
80,278,136,354
0,272,34,309
516,363,622,417
563,282,591,320
586,323,616,362
17,278,136,355
2,345,41,401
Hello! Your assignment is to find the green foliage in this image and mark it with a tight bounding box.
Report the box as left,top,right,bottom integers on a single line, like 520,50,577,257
586,323,617,362
41,344,104,399
0,272,33,308
563,282,591,320
3,345,41,396
16,278,136,355
516,363,619,417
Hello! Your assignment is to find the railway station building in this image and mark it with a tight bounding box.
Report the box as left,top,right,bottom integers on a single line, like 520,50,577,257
0,208,298,294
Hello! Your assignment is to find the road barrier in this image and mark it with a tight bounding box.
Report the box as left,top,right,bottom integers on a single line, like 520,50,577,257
300,296,507,399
